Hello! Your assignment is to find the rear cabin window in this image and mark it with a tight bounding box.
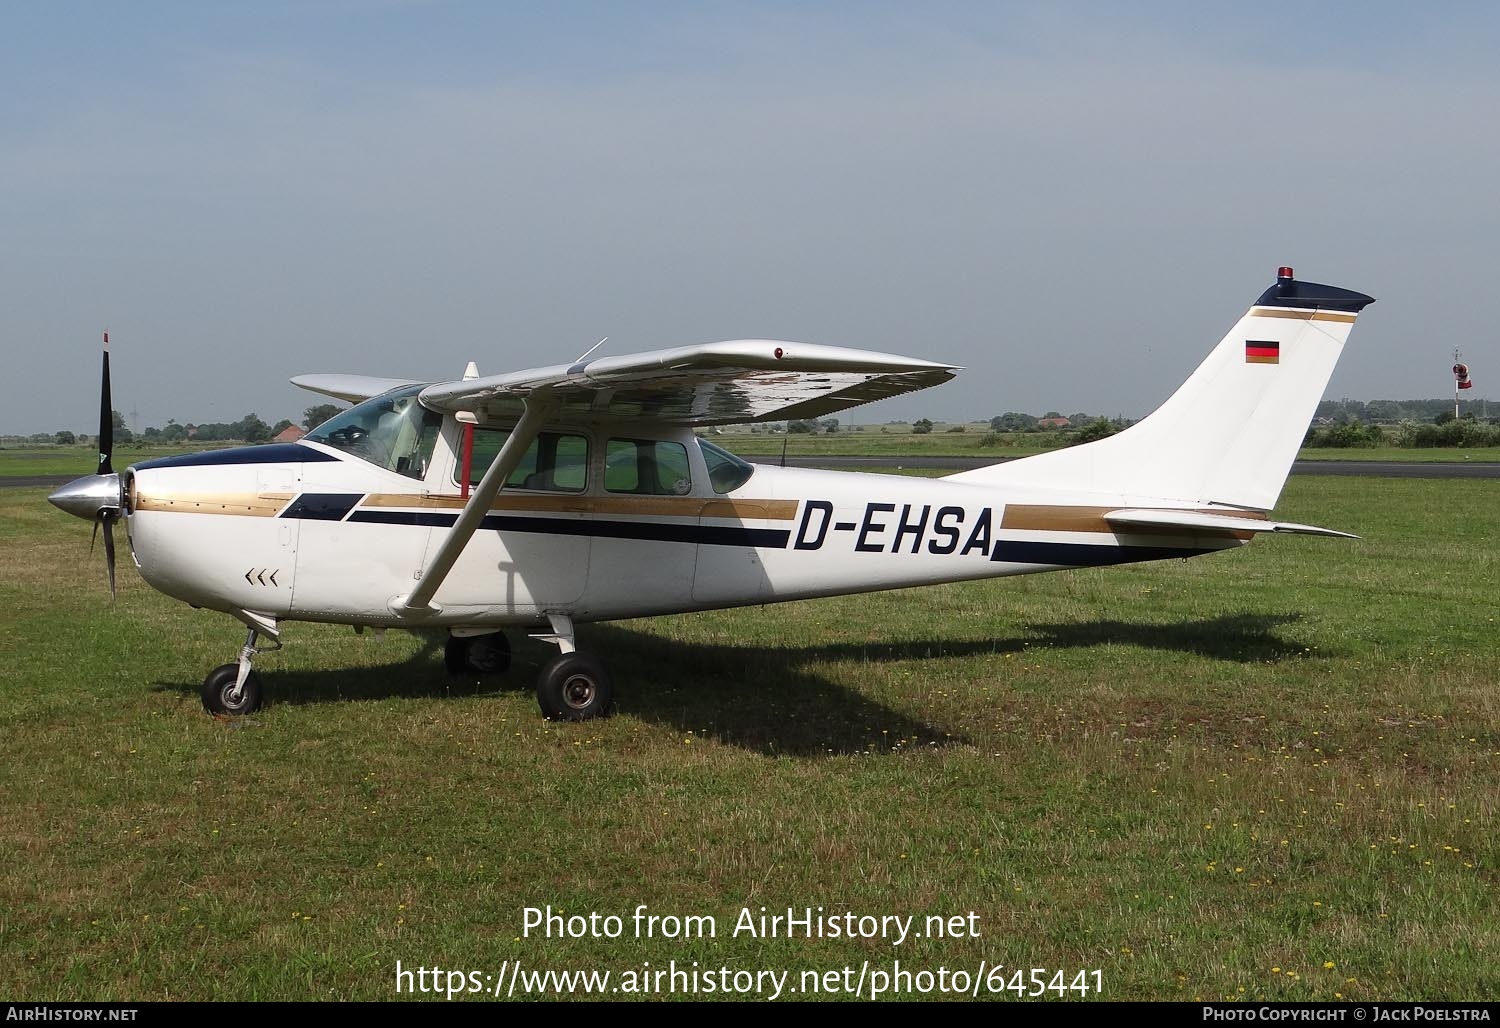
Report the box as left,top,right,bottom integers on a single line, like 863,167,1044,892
457,429,589,492
605,439,692,495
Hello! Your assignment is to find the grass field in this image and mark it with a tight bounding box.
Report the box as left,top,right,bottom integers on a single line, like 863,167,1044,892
1,475,1497,1001
0,446,218,479
1296,448,1500,463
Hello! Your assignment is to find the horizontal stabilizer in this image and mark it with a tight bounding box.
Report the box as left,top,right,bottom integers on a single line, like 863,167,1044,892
1103,509,1358,539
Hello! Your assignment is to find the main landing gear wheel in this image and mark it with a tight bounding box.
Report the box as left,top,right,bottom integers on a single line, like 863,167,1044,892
444,632,511,676
536,652,612,722
201,663,264,716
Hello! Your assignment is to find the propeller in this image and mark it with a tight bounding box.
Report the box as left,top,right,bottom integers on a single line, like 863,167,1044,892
98,332,113,476
48,332,125,597
89,511,118,596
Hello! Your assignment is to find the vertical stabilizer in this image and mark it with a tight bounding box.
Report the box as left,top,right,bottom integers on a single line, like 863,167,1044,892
946,269,1375,510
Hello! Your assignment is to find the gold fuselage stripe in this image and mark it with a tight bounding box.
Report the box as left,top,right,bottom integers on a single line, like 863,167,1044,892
1000,504,1262,539
134,492,293,517
361,493,799,520
1248,307,1357,324
134,490,798,521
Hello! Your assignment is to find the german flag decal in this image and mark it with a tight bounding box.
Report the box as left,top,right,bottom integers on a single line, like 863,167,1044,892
1245,340,1280,364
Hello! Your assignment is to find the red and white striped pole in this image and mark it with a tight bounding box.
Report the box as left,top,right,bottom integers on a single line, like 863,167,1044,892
459,361,480,499
1452,349,1474,418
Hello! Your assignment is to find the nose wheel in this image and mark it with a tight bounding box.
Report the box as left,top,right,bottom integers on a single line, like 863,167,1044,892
202,664,264,716
532,614,612,721
201,625,276,716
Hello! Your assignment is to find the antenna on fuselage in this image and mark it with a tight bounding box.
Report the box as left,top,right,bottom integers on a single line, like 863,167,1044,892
574,337,608,363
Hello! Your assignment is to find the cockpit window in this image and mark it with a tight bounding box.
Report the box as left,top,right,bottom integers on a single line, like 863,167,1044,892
698,438,755,494
306,385,442,479
457,428,589,492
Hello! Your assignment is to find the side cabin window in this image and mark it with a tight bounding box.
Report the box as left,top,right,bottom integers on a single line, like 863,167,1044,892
305,386,442,480
605,438,692,495
458,429,589,492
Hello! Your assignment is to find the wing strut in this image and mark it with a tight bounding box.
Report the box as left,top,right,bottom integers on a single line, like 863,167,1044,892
389,393,558,617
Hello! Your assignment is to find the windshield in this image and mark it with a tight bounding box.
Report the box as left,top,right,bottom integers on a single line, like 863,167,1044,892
306,386,442,479
698,438,755,493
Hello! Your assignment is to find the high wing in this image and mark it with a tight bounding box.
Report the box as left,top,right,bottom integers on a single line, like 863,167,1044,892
309,339,956,617
416,340,958,426
291,374,425,404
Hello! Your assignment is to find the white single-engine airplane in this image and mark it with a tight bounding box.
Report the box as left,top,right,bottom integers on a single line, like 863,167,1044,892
50,267,1373,720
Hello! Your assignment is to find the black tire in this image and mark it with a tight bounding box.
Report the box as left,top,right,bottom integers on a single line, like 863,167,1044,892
536,652,612,721
443,636,468,676
466,632,511,674
445,633,511,676
201,663,264,716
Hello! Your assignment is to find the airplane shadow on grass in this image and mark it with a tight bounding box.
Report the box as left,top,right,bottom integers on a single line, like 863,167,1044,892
1022,611,1323,664
153,611,1316,757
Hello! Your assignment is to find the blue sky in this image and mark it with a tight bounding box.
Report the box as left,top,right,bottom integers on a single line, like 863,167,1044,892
4,3,1498,433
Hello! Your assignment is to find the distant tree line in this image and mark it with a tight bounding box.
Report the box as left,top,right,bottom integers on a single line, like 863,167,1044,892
786,418,840,434
1305,416,1500,449
1306,397,1500,448
986,411,1124,432
1315,398,1496,424
30,404,346,448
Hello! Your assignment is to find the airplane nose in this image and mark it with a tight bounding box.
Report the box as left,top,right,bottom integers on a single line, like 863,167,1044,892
48,473,124,521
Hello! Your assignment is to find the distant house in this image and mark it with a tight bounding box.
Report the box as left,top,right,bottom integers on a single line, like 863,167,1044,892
185,424,198,439
1037,416,1071,429
273,425,306,443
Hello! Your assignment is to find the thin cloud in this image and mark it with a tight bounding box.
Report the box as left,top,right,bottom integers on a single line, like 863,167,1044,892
3,7,1496,432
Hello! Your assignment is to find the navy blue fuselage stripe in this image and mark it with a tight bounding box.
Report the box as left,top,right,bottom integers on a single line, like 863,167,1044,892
134,444,340,470
991,541,1219,565
344,508,790,548
278,503,1228,560
280,493,364,521
345,509,451,528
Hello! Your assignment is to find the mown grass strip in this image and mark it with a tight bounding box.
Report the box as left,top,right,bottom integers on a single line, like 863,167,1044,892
0,477,1495,1001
